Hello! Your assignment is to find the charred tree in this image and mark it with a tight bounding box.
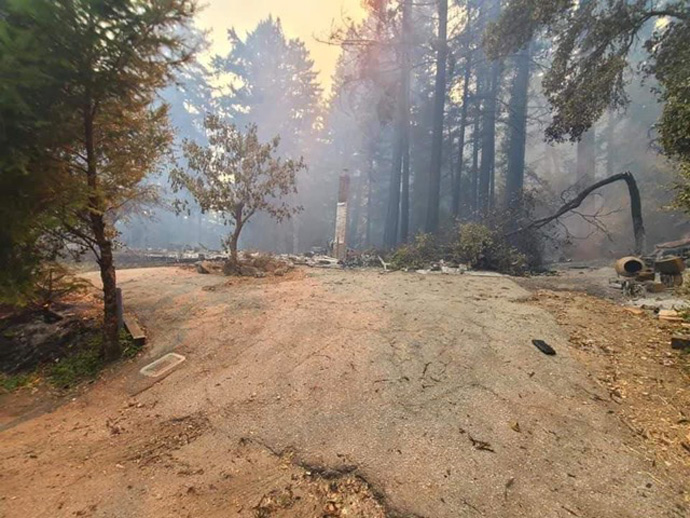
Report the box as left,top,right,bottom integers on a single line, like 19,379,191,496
452,60,472,218
383,112,404,249
606,110,617,177
577,128,596,185
478,61,498,216
425,0,449,233
470,72,482,217
399,0,412,243
383,0,412,248
477,0,501,217
508,172,646,255
365,157,375,248
505,43,532,214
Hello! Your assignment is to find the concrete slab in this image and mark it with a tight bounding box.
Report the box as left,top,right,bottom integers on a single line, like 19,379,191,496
139,353,186,378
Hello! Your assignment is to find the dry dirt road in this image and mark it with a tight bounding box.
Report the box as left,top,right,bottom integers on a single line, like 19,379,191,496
1,267,689,518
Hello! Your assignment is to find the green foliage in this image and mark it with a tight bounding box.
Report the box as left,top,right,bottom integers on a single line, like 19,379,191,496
452,224,527,275
486,1,690,166
48,339,104,389
0,326,141,393
389,233,440,270
653,19,690,209
213,17,322,154
452,224,496,268
0,0,68,305
0,0,198,313
0,373,32,392
1,263,84,308
388,225,528,275
120,329,142,360
47,330,139,389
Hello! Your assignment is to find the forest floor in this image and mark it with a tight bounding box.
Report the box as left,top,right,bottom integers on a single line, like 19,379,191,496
1,266,689,518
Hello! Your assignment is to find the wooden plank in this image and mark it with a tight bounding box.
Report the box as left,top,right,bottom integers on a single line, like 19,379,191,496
124,313,146,346
659,309,684,323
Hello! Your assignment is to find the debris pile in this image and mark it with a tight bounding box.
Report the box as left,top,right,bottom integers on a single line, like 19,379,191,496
612,254,687,297
194,252,296,278
114,247,228,268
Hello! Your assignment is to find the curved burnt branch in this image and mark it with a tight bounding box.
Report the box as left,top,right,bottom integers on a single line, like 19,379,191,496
508,172,646,255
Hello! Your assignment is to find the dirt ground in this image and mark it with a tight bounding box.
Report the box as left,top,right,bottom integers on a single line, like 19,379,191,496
1,266,689,518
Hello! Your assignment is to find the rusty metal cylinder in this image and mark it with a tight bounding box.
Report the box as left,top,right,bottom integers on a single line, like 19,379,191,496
615,256,645,277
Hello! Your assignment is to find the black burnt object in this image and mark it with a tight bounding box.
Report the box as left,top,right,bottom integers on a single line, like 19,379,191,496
532,339,556,356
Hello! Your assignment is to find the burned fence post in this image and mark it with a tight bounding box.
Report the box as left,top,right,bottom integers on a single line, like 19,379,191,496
116,288,124,331
334,174,351,262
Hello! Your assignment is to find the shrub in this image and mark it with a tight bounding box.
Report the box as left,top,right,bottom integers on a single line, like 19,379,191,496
48,330,140,389
387,224,528,275
0,373,32,392
48,343,103,389
451,223,526,275
389,234,440,270
452,223,527,275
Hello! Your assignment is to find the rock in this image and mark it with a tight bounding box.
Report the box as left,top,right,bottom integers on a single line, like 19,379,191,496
222,260,241,276
239,265,260,277
671,335,690,350
623,307,645,316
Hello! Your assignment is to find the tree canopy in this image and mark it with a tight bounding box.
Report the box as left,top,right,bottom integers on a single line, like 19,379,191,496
0,0,198,358
486,0,690,165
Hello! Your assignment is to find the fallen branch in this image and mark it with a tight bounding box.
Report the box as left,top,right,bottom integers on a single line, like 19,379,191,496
508,172,646,255
378,255,389,271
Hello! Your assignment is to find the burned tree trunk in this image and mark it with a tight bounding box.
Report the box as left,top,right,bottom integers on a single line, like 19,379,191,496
383,122,403,249
505,43,532,214
470,74,482,217
508,172,646,255
425,0,448,233
577,129,596,185
478,61,500,216
399,0,412,243
452,61,471,218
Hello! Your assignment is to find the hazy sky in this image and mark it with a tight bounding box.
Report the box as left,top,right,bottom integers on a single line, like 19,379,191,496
196,0,367,94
